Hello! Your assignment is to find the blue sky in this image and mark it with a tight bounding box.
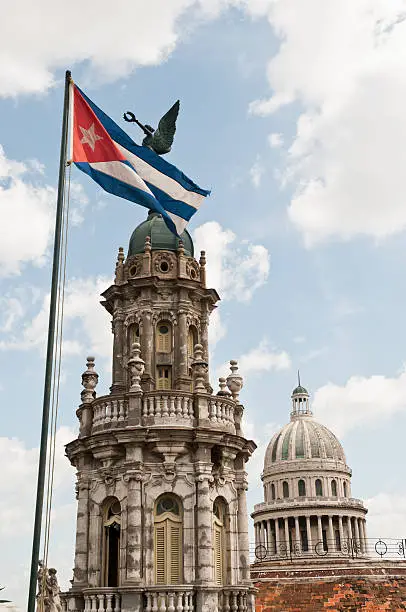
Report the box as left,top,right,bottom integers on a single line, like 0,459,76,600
1,1,406,608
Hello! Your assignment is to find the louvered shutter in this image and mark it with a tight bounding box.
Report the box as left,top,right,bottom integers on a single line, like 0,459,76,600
213,523,223,585
155,525,166,584
169,524,181,584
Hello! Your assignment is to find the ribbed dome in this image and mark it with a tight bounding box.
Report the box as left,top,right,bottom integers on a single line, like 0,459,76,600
128,211,194,257
264,416,346,468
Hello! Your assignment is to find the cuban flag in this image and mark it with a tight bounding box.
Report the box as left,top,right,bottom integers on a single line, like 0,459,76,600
70,83,210,236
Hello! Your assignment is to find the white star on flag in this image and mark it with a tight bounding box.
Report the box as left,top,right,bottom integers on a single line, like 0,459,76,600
79,123,103,152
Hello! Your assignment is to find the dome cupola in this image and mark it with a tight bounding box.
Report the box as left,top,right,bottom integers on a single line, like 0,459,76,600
128,211,194,257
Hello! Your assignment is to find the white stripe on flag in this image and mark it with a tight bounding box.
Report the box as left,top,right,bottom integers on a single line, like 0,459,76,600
89,160,154,197
115,143,205,210
166,211,188,236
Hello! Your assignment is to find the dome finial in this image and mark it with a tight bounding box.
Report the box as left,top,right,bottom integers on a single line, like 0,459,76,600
298,369,301,387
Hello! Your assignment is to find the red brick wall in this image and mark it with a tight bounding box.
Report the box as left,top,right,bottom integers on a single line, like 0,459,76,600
254,578,406,611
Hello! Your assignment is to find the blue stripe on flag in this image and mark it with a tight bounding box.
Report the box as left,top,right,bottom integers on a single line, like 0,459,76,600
76,86,210,198
74,161,178,236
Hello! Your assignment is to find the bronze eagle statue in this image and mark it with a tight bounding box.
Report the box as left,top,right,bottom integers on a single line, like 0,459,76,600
123,100,180,156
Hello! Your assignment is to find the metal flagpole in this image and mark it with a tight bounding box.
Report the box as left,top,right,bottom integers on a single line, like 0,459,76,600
27,69,71,612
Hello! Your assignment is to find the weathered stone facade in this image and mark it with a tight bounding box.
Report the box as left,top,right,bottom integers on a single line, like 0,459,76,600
62,213,256,612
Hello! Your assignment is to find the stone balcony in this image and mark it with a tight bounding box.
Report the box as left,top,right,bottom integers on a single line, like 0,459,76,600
252,496,366,514
77,391,241,437
60,586,253,612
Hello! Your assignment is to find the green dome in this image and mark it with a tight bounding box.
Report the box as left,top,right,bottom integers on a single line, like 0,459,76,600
292,385,309,396
128,211,194,257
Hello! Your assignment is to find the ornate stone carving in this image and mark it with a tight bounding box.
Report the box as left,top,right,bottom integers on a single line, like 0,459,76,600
153,251,176,276
127,342,145,391
191,344,208,391
226,359,244,402
186,258,200,281
80,357,98,404
36,562,62,612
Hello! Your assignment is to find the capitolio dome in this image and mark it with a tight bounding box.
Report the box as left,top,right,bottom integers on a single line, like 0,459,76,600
264,384,346,468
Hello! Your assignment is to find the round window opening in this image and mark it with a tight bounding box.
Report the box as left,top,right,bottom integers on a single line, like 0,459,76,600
159,325,169,335
190,268,197,279
160,261,169,273
110,501,121,516
157,496,179,515
129,265,137,277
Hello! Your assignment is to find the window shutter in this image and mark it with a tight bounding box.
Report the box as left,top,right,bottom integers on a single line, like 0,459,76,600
213,524,223,585
169,524,181,584
155,525,166,584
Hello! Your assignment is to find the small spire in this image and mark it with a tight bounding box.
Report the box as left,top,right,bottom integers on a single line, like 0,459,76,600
144,235,151,253
298,369,301,387
115,247,125,283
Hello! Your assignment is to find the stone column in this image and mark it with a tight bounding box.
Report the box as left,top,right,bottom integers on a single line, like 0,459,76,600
284,517,290,552
362,519,368,548
347,516,353,540
141,309,154,390
328,516,335,553
176,309,189,390
338,515,344,550
236,482,250,581
317,516,323,549
306,516,312,553
111,313,125,393
72,478,90,585
200,310,210,385
267,519,272,550
354,517,360,550
294,516,300,550
195,468,214,584
124,471,143,582
274,518,280,556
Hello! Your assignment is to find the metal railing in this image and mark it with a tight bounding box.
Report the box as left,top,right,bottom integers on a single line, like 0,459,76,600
250,537,406,563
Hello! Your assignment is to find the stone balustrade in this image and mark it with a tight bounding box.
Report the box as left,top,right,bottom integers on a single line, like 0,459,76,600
87,391,241,433
145,588,195,612
208,397,235,428
218,589,249,612
92,397,128,430
142,392,194,423
60,590,121,612
253,497,366,511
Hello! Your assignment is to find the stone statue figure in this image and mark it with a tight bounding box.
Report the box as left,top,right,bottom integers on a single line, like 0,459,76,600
35,562,61,612
123,100,180,155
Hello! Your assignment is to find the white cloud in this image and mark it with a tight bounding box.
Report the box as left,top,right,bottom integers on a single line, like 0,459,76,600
217,338,291,381
0,428,76,609
0,145,56,277
249,0,406,246
312,367,406,437
0,276,112,363
193,221,270,302
0,0,239,97
268,132,284,148
366,493,406,539
249,156,264,188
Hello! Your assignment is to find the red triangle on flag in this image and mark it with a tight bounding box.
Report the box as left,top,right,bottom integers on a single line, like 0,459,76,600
71,84,125,164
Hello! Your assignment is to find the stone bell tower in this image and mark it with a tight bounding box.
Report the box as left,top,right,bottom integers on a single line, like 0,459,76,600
62,212,256,612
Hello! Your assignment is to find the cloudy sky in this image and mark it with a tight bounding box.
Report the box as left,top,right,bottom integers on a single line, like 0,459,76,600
1,0,406,607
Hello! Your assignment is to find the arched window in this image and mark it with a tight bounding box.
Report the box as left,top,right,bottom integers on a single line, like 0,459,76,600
331,479,337,497
129,323,140,350
156,322,172,353
315,479,323,497
156,366,172,390
154,494,182,585
102,498,121,587
298,479,306,497
343,482,348,498
187,326,198,358
271,484,276,500
282,481,289,498
213,498,227,585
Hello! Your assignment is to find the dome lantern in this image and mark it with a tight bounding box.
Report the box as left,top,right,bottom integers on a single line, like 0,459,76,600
290,371,312,419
